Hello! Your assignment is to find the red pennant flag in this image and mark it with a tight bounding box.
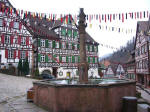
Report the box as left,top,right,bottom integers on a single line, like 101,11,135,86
122,13,124,22
134,12,136,19
105,14,106,22
99,14,101,23
25,11,27,18
140,12,142,19
89,15,91,23
110,14,112,22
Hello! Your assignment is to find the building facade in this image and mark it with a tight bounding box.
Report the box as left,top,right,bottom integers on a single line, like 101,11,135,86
135,19,150,87
0,0,33,73
25,15,99,78
126,51,136,80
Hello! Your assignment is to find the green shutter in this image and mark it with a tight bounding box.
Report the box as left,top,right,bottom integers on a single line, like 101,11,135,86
78,56,80,63
59,42,61,49
52,41,55,48
72,56,75,63
93,57,95,63
72,43,74,50
97,46,98,52
77,44,80,50
45,55,48,62
38,54,41,62
92,46,94,52
66,56,68,62
97,57,99,63
66,43,68,49
88,45,90,51
38,39,41,47
88,57,90,63
73,31,77,38
45,40,49,48
53,55,56,62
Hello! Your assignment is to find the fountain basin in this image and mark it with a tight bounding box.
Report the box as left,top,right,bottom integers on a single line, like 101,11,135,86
33,79,136,112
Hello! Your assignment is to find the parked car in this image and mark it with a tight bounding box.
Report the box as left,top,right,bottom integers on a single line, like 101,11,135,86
41,74,55,79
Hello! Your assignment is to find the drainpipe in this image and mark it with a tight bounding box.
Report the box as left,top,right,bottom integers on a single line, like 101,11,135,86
146,39,150,88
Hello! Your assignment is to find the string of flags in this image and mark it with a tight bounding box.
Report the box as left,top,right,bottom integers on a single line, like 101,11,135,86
99,43,119,50
99,25,136,34
0,2,149,25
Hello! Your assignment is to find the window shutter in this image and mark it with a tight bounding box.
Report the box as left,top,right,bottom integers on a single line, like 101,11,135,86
66,42,68,49
26,51,28,58
88,57,90,63
96,46,98,52
14,50,16,59
52,40,55,48
92,45,94,52
59,42,61,49
18,50,20,59
10,35,14,44
78,56,80,63
3,19,6,27
93,57,95,63
5,49,8,58
38,38,41,47
1,34,4,44
45,39,48,48
72,43,74,50
38,54,41,62
72,56,75,63
26,37,29,45
77,44,80,50
45,55,48,62
66,56,68,62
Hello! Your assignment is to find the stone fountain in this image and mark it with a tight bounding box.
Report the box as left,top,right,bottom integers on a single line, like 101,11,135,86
33,8,136,112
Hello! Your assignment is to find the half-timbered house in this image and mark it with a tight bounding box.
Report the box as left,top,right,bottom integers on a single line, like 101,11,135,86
135,18,150,87
25,15,99,78
0,0,33,73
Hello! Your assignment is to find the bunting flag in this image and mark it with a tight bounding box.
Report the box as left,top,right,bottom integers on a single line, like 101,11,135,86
0,2,149,30
99,25,136,34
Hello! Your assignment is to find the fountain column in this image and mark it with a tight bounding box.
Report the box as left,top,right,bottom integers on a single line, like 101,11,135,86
78,8,89,83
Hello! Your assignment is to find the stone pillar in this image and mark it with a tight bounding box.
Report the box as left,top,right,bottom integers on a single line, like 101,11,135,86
78,8,89,83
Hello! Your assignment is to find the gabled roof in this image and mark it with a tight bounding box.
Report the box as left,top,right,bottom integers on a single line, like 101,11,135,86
23,16,60,40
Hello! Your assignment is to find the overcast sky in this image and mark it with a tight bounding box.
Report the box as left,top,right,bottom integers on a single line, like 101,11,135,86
10,0,150,58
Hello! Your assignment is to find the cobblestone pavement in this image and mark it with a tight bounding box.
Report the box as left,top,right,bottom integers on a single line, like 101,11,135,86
0,73,47,112
136,86,150,103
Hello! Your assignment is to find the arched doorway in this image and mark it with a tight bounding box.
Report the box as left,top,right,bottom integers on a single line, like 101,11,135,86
42,69,51,75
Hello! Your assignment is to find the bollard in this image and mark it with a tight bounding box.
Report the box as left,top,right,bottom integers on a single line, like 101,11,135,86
122,96,137,112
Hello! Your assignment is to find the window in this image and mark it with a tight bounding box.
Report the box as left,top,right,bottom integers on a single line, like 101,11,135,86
48,55,52,62
41,39,45,47
62,56,66,62
5,35,10,44
68,56,71,62
41,54,45,62
55,42,59,48
61,29,66,36
67,30,72,37
21,51,26,59
68,43,72,49
14,22,19,29
95,57,97,63
90,45,92,52
74,44,78,50
75,56,78,63
62,42,66,49
8,50,14,59
48,40,52,48
0,19,2,26
21,37,26,45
